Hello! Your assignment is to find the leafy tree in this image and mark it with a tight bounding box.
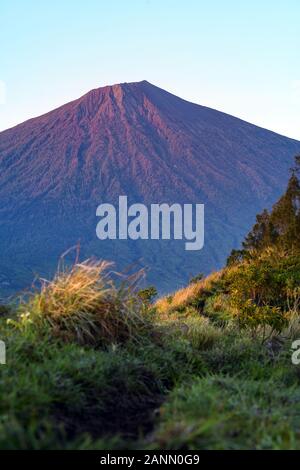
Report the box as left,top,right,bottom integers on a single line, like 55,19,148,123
222,248,300,336
228,155,300,263
269,171,300,250
242,209,276,252
222,155,300,335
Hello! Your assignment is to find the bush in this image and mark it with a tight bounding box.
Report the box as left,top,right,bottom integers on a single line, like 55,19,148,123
218,249,300,335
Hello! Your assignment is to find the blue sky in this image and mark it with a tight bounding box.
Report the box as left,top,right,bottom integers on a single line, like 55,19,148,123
1,0,299,138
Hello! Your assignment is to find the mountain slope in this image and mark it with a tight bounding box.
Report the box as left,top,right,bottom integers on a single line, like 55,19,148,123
0,80,299,294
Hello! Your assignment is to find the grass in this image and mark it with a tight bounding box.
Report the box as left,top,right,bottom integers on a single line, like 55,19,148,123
1,257,300,449
149,373,300,450
155,271,222,318
15,259,151,347
0,314,205,449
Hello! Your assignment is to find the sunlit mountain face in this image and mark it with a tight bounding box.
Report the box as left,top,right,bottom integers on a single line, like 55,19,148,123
0,80,299,295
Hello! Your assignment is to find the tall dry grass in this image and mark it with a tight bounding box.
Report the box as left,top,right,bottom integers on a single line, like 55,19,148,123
20,259,151,346
280,287,300,340
155,271,222,318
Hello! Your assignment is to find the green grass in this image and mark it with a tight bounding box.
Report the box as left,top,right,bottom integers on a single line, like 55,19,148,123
0,312,205,449
1,257,300,450
1,311,300,450
149,374,300,450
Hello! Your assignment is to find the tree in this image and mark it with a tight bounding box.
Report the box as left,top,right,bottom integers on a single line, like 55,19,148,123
229,155,300,264
270,171,300,250
242,209,276,252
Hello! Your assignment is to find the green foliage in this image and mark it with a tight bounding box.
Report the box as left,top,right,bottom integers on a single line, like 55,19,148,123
234,156,300,259
138,286,158,304
242,209,277,252
221,157,300,334
180,317,221,350
0,304,12,317
226,248,245,267
222,249,300,335
231,301,286,337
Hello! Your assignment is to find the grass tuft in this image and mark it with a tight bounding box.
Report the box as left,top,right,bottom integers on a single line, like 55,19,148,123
16,259,151,347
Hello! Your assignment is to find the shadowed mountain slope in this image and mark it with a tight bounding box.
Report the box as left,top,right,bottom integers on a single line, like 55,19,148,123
0,80,299,294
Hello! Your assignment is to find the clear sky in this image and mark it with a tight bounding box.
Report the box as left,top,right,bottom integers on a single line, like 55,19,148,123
1,0,299,139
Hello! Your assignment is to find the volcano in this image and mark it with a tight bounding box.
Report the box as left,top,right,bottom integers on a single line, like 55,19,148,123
0,80,299,294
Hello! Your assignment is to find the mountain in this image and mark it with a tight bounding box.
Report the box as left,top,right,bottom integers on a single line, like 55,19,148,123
0,80,299,295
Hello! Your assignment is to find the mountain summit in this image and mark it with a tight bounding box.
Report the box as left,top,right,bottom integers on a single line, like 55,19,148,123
0,81,299,294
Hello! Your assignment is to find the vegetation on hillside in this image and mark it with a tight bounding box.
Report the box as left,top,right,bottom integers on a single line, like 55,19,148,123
1,157,300,449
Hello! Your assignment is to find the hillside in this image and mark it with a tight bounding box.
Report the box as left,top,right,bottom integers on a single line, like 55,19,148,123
1,169,300,449
0,80,300,295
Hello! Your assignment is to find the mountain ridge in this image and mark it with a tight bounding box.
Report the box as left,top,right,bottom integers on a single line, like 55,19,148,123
2,80,297,140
